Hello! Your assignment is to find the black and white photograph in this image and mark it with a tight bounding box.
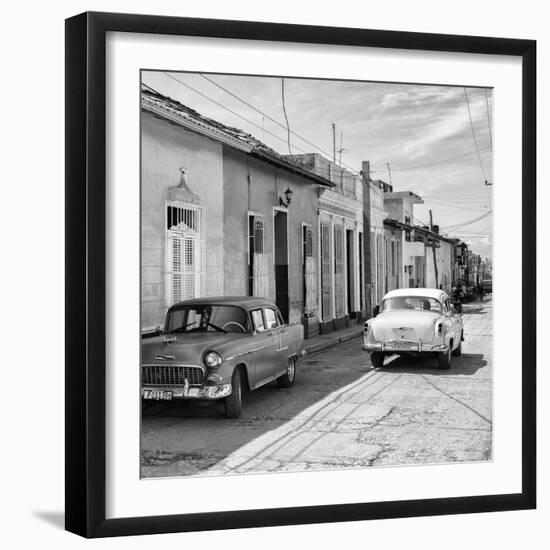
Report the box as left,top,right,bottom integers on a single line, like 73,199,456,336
139,71,494,479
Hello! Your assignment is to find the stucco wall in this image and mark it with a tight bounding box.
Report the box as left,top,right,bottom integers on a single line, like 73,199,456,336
222,148,320,324
141,111,224,329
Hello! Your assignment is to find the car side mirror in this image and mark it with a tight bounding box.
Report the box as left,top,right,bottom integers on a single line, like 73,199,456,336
372,305,380,318
155,325,163,336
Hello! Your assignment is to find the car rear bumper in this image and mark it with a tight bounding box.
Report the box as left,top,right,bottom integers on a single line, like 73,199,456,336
142,383,232,401
363,341,449,353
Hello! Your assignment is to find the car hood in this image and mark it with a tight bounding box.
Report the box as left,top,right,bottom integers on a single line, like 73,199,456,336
141,332,247,364
369,310,442,343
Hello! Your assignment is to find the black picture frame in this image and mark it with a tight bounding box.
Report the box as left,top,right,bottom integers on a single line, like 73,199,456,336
65,11,536,538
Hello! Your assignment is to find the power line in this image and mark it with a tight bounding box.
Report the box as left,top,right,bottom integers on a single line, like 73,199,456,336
162,72,312,156
441,210,493,232
281,78,292,155
198,73,360,174
485,88,493,151
464,87,488,182
422,197,490,212
370,146,491,173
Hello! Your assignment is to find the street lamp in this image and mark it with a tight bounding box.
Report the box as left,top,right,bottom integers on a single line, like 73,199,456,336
279,187,293,207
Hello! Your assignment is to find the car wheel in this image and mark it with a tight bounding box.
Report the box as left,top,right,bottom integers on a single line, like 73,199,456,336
371,351,385,368
277,357,296,388
438,346,452,370
452,336,462,356
225,368,243,418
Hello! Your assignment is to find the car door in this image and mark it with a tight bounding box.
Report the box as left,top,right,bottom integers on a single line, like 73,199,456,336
249,308,279,388
263,306,287,377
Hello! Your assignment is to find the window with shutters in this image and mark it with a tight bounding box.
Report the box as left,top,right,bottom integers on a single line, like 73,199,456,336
166,202,204,306
248,215,267,297
303,225,313,258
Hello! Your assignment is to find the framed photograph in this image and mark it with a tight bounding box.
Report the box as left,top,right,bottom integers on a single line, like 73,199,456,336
65,11,536,538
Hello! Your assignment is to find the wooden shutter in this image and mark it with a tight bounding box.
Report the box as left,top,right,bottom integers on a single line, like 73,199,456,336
166,203,204,306
320,223,332,321
334,225,345,318
303,226,316,315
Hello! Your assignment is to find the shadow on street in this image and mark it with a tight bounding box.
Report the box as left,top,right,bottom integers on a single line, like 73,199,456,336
141,342,373,475
376,352,487,376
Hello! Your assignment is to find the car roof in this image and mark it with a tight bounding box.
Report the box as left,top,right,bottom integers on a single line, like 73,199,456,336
383,288,448,301
169,296,276,310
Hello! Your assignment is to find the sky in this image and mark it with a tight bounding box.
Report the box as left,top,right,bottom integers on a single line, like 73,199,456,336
142,71,493,259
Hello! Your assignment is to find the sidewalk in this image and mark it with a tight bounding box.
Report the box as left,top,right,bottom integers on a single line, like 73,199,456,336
303,324,363,356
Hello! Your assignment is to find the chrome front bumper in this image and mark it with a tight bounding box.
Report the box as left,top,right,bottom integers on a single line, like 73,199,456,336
142,383,232,400
362,341,449,353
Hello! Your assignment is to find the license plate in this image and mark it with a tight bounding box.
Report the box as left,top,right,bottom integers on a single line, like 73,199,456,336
143,390,173,400
390,341,414,349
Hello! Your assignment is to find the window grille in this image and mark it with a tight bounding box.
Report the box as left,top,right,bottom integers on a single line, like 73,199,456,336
253,217,264,253
249,215,267,296
303,226,313,258
166,202,204,305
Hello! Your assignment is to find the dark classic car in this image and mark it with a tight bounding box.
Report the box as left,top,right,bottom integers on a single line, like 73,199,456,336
141,296,305,418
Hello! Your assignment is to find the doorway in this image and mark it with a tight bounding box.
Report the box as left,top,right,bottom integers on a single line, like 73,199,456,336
274,210,289,323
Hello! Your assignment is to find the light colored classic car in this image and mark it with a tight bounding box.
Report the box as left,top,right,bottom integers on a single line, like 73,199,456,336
141,296,305,418
362,288,464,370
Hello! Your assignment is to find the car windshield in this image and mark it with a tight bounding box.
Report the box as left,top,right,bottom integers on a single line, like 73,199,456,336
381,296,443,313
165,305,249,334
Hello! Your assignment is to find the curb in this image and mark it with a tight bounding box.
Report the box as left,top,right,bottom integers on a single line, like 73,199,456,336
304,328,363,356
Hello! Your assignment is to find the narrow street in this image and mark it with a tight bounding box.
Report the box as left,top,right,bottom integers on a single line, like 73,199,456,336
141,297,492,478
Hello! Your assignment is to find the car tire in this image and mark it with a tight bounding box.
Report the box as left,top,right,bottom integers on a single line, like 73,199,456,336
371,351,385,368
225,368,243,418
438,346,452,370
277,357,296,388
452,337,462,356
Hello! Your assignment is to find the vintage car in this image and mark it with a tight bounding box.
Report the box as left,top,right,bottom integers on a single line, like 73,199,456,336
141,296,305,418
362,288,464,370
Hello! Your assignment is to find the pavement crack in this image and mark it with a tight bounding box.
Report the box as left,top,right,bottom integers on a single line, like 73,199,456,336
421,375,492,425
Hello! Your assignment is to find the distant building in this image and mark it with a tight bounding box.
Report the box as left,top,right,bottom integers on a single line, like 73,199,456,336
284,153,366,333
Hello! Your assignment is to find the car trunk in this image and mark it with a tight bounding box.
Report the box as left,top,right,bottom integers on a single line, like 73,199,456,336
371,310,440,343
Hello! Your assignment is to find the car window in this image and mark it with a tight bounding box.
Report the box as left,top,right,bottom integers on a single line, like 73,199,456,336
165,305,248,333
251,309,266,332
381,296,443,313
264,308,279,330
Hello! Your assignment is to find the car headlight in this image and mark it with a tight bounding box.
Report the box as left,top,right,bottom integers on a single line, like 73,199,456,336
204,351,223,368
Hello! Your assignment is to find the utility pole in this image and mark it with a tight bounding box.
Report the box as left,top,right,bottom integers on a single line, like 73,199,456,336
338,131,346,165
429,210,439,289
386,162,393,187
332,123,336,163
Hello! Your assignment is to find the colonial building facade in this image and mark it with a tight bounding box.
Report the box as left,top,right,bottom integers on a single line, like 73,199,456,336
284,153,366,333
141,89,333,336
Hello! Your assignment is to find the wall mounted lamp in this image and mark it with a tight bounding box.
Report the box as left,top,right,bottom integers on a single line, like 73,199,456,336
279,187,293,207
